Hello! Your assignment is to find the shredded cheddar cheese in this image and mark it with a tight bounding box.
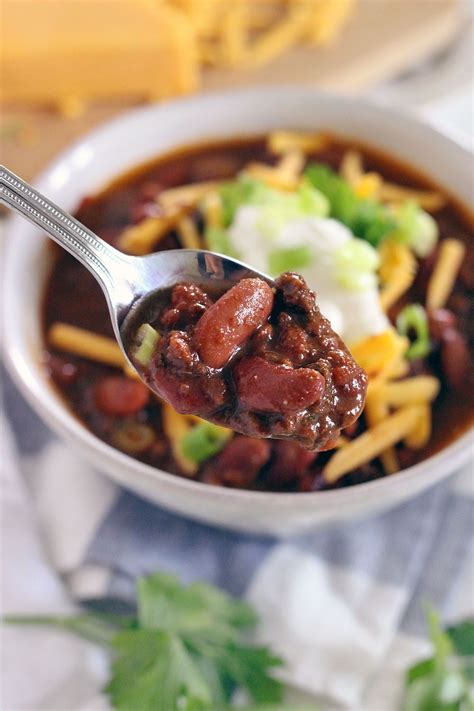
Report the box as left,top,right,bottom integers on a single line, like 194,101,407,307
376,376,440,407
201,192,223,230
158,181,221,210
247,1,315,67
340,150,363,185
176,215,201,249
245,150,305,191
48,322,139,379
379,241,417,311
324,405,423,483
404,403,432,449
426,238,466,310
118,212,181,255
364,395,398,475
379,183,446,212
267,130,329,156
49,323,124,368
277,149,306,180
351,329,409,382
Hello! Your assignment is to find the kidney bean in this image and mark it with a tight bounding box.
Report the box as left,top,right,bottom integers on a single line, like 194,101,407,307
194,279,274,368
153,370,227,414
440,328,470,390
45,354,78,386
234,356,325,413
204,436,271,488
448,293,471,319
94,377,150,416
428,308,457,342
267,440,317,486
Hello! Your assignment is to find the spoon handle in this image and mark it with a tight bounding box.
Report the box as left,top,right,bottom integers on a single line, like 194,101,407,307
0,165,124,294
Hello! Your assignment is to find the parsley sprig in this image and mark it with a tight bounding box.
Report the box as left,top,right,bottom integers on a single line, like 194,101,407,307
5,572,316,711
403,606,474,711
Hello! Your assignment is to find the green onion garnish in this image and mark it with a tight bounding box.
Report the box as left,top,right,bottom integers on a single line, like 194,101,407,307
218,174,328,234
391,201,439,257
334,238,380,292
133,324,159,367
396,304,430,360
268,244,313,275
205,227,238,258
298,178,330,217
305,163,397,246
219,176,271,226
180,422,231,464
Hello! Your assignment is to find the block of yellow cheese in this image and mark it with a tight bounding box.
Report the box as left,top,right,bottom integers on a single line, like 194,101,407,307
1,0,198,113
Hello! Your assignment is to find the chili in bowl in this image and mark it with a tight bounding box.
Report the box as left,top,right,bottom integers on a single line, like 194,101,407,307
3,90,473,533
42,128,473,491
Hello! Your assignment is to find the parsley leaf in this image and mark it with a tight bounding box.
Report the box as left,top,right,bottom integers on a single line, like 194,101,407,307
106,629,212,711
403,607,474,711
135,573,282,707
5,572,284,710
446,620,474,658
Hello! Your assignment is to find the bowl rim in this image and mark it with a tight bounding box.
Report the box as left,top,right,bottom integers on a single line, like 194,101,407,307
3,86,473,508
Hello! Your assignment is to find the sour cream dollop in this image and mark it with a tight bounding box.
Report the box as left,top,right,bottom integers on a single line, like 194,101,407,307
227,206,389,345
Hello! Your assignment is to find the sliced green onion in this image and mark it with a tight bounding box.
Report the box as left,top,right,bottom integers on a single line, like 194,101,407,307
396,304,430,360
133,324,159,367
335,239,379,292
305,162,397,246
391,201,439,257
219,174,328,235
268,244,313,275
180,422,231,464
411,209,439,257
256,183,329,239
219,176,272,226
305,163,357,224
205,227,237,257
298,178,330,217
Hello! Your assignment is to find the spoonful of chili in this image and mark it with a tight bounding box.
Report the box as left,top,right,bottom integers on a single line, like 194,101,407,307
1,165,367,450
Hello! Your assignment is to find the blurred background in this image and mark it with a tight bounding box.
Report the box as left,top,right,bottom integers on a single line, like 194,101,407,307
1,0,473,180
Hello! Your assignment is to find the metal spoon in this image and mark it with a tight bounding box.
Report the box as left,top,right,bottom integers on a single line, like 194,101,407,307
0,165,272,372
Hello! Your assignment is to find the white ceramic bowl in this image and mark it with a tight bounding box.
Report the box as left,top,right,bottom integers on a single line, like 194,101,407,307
3,88,472,535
